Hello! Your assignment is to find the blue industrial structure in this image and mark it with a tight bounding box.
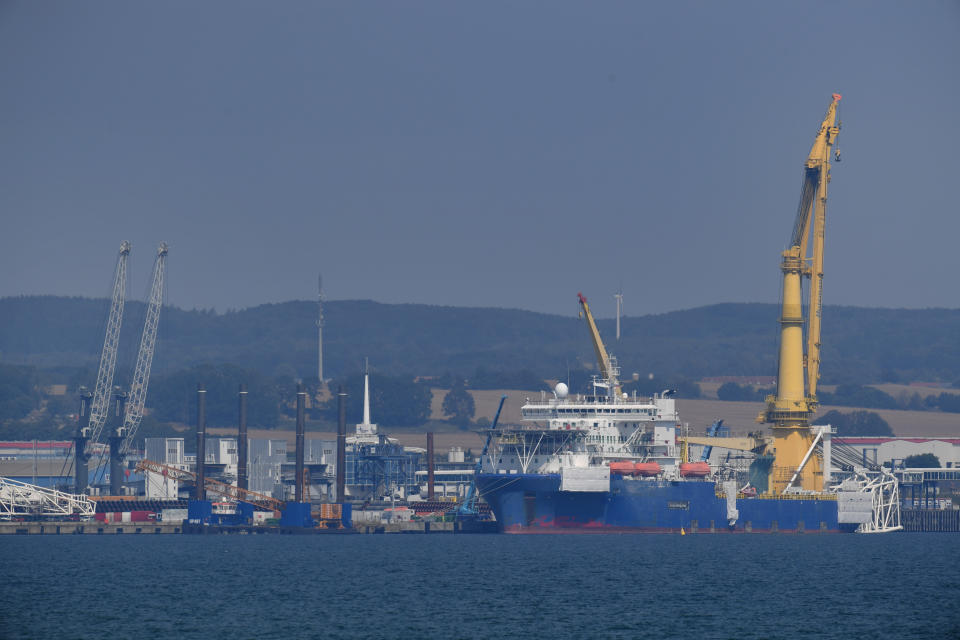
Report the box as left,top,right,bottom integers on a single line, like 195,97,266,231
348,440,420,499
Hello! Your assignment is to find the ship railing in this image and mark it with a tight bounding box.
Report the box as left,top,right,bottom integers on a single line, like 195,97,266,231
522,395,657,407
716,487,838,501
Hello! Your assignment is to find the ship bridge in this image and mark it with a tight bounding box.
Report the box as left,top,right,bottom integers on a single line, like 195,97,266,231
520,394,677,426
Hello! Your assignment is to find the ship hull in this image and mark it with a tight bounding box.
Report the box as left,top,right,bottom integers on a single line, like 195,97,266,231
477,473,857,534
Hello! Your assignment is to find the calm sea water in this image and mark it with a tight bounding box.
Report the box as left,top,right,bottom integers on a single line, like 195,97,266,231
2,532,958,639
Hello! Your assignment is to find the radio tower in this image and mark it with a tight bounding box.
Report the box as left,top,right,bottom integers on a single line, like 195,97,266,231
614,289,623,341
317,273,325,383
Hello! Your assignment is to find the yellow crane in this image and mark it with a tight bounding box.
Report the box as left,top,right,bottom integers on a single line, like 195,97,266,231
577,292,622,397
760,94,842,494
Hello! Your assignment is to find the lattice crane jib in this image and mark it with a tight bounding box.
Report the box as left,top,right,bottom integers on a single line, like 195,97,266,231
88,241,131,445
121,243,168,453
135,460,284,511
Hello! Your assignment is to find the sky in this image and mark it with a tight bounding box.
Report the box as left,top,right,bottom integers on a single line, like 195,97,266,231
1,2,958,318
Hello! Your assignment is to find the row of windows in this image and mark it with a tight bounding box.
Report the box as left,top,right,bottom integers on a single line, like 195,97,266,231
556,408,655,415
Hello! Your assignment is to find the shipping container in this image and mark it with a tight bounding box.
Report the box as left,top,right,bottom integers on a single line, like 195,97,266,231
160,509,188,522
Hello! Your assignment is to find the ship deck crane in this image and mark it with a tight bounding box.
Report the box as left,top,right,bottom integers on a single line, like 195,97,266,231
759,94,842,494
699,419,724,462
577,293,622,397
458,395,507,518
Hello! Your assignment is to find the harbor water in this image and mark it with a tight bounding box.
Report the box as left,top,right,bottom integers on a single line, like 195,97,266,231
2,533,958,639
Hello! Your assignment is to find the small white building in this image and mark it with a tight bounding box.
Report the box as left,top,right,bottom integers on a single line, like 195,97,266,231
144,438,187,499
206,438,239,484
414,468,475,499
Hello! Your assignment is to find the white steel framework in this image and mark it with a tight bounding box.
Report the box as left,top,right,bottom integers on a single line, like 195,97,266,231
0,477,96,518
88,241,130,444
121,243,168,453
855,472,902,534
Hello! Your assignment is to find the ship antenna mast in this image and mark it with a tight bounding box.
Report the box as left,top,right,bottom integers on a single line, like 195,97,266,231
614,288,623,341
317,273,325,383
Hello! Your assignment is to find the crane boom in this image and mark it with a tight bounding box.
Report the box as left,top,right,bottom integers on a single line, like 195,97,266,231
577,293,621,397
135,459,284,511
761,94,841,494
458,395,506,517
121,243,168,453
802,97,840,398
88,242,131,444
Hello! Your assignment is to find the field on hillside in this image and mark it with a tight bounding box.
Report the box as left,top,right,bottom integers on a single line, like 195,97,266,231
872,383,960,399
429,387,541,425
215,389,960,453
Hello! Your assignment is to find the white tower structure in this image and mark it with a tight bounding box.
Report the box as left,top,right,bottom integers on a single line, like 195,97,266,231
317,273,325,382
355,364,378,441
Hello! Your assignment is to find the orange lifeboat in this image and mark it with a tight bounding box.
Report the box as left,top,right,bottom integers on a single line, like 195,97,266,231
633,462,661,477
679,461,710,478
609,461,635,475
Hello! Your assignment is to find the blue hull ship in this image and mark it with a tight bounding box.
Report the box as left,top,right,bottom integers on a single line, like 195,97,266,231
470,294,899,535
471,378,886,534
477,473,858,534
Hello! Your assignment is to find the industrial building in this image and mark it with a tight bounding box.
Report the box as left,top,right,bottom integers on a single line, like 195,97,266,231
412,447,475,500
0,441,84,488
834,437,960,469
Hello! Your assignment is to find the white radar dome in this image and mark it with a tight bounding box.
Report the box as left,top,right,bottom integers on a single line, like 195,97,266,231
555,382,569,398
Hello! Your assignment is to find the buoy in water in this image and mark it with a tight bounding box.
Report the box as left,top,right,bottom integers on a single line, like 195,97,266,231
680,527,686,536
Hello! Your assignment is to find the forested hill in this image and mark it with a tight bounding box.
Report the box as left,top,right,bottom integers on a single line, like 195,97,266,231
2,295,960,385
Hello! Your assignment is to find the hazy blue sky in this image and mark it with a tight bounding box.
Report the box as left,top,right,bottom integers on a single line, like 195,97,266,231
2,2,957,318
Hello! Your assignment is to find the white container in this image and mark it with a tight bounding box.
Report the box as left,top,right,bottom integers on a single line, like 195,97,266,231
160,509,188,522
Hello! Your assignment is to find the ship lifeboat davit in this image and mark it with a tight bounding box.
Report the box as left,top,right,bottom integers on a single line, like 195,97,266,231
609,461,635,475
633,462,661,477
679,461,710,478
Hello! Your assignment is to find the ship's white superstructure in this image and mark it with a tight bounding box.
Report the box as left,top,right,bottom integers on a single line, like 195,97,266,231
481,377,683,478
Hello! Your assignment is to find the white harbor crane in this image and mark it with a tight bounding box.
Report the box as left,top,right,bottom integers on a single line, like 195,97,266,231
86,241,131,445
119,242,168,453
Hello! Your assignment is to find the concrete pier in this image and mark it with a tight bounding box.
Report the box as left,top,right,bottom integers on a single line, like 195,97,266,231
0,522,183,535
901,509,960,532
